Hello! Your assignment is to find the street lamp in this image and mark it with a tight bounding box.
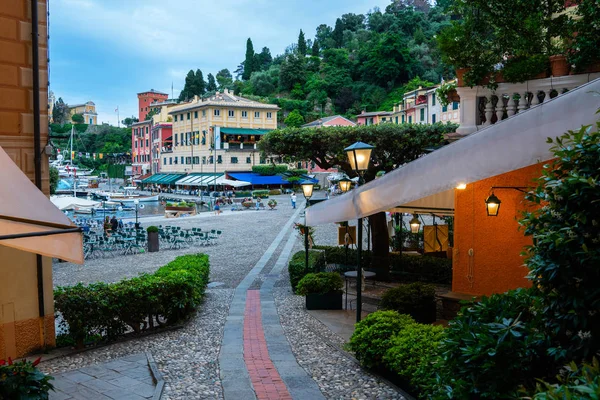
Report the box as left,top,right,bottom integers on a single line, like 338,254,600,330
134,199,140,229
301,180,314,274
485,192,501,217
409,214,421,233
344,141,374,323
338,177,352,193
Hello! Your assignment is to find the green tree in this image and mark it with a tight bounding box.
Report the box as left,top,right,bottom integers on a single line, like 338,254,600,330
256,47,273,71
361,32,413,87
283,109,305,127
279,54,306,91
249,70,277,96
49,166,59,195
259,123,457,279
315,24,334,50
145,108,159,121
297,29,307,56
242,38,256,80
206,73,217,91
71,113,84,124
311,40,320,57
216,69,233,90
52,97,70,125
179,70,196,101
121,116,139,127
194,69,206,96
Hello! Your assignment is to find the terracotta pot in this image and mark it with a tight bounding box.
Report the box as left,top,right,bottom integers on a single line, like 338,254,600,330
456,68,469,87
448,89,460,102
480,71,504,86
550,55,570,77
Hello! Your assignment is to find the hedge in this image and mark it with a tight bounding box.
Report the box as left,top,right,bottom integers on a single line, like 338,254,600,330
252,189,270,198
313,245,452,284
54,254,210,348
379,283,437,323
252,165,288,175
235,191,252,197
268,189,282,195
288,250,326,293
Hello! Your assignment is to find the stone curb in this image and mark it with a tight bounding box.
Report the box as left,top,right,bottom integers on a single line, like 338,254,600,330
146,351,165,400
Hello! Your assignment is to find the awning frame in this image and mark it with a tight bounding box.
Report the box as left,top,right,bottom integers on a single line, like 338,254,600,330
0,215,82,241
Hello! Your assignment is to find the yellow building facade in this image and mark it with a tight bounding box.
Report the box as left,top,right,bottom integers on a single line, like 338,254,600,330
69,101,97,125
161,90,279,173
0,0,56,360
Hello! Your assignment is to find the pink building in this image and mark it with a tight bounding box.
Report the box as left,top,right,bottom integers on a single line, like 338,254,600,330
131,120,152,176
356,111,393,126
151,123,173,174
301,115,356,128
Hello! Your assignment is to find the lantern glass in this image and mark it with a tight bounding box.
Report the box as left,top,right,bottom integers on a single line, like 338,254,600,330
344,142,374,173
338,178,352,193
485,193,501,216
301,182,314,200
409,215,421,233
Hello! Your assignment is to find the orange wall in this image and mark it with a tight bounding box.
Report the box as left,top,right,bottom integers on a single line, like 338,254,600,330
452,163,545,296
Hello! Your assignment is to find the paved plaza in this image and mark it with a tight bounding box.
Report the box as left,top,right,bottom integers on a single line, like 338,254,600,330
42,194,406,399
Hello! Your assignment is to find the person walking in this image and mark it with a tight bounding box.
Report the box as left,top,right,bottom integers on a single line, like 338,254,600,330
255,197,261,211
291,193,297,209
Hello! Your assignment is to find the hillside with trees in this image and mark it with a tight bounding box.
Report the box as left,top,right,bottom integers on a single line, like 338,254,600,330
176,0,454,124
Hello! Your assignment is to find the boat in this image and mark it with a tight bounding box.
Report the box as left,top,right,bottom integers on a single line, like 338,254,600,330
96,187,159,203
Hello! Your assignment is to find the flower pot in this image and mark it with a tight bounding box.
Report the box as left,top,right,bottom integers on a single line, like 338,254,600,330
148,231,159,252
448,89,460,103
305,291,343,310
456,68,469,87
550,55,569,77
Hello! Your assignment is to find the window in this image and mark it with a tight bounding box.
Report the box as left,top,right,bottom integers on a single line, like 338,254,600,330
140,107,143,112
246,157,251,164
267,112,272,119
228,110,234,117
174,115,177,122
259,157,265,164
408,116,412,123
164,158,166,165
442,105,448,112
135,142,137,148
217,155,222,164
395,116,398,124
187,113,190,120
202,110,206,117
194,156,199,164
146,127,149,134
174,134,178,146
180,157,184,164
186,157,191,164
432,114,436,123
194,111,198,118
382,117,386,122
209,156,214,164
242,111,248,118
231,157,238,164
452,101,459,110
214,109,220,116
145,139,148,147
202,156,206,164
254,111,260,118
420,108,425,121
432,94,436,106
201,130,206,145
169,157,172,165
174,157,178,164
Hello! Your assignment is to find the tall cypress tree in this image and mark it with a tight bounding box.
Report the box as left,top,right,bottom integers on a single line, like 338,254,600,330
178,69,196,101
206,73,217,91
242,38,255,80
297,29,307,56
195,69,206,96
311,39,320,57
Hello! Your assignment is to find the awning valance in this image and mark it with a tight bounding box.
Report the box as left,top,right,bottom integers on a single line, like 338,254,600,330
142,173,185,185
0,146,83,264
219,127,272,135
306,78,600,225
175,173,222,187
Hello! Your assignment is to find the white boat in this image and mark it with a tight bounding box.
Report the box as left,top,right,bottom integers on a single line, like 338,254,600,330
96,188,158,203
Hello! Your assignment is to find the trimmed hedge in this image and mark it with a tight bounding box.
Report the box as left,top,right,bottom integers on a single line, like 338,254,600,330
252,189,270,198
379,282,437,323
268,189,282,195
296,272,343,295
54,254,210,348
288,250,326,293
313,245,452,284
252,165,288,175
235,191,252,197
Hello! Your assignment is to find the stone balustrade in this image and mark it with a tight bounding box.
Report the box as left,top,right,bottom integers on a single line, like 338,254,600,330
455,72,600,137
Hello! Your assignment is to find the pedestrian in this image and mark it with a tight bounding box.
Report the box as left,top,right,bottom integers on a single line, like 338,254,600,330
118,219,124,230
103,216,111,235
256,197,261,210
110,215,118,232
214,203,220,215
291,193,297,209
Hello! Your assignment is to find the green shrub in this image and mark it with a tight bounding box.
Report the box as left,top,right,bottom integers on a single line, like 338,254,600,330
54,254,210,348
383,323,446,396
252,189,270,198
502,55,549,83
288,250,326,293
296,272,343,295
312,245,452,284
434,288,550,399
146,226,159,233
268,189,282,195
530,358,600,399
252,165,288,175
0,358,54,399
347,311,416,369
267,199,277,208
235,191,252,197
379,282,437,323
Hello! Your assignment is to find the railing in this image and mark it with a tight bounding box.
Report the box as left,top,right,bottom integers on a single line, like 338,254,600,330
456,73,600,136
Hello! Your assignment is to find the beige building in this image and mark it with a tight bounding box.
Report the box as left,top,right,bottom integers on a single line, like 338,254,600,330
69,101,97,125
161,89,279,173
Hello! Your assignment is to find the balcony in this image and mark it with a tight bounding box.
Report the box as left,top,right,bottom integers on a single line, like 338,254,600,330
222,142,258,151
456,72,600,137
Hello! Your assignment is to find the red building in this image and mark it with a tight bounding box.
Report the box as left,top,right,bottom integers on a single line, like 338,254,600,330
131,120,152,176
138,89,168,121
151,122,173,174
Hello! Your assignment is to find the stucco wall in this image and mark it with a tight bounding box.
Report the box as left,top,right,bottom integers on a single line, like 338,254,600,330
452,163,544,296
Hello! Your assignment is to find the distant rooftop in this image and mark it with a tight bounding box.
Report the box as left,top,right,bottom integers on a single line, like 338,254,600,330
301,115,356,128
357,111,392,117
138,89,168,96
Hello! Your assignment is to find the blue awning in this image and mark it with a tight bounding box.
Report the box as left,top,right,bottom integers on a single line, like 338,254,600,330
228,172,318,186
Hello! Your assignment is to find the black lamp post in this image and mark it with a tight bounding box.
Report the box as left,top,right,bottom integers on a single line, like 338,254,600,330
485,192,501,216
301,180,314,274
344,141,374,323
134,199,140,229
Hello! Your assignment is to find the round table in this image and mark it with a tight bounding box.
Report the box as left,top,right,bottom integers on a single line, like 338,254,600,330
344,271,376,310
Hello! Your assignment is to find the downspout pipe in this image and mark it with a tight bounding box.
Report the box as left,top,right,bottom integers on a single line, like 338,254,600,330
31,0,46,346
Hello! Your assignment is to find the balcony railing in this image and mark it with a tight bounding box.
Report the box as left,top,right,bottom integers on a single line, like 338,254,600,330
456,73,600,136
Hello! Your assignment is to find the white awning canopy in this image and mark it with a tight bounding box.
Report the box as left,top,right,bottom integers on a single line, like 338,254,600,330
0,146,83,264
50,196,100,211
215,176,252,188
306,78,600,226
175,174,223,187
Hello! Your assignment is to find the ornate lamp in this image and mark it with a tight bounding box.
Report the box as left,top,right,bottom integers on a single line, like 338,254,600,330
485,192,501,217
345,142,374,173
301,181,314,200
409,214,421,233
338,177,352,193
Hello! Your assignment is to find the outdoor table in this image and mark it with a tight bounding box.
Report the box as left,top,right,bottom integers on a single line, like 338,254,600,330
344,271,376,310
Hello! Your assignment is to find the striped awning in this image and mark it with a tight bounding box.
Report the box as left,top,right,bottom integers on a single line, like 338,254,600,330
142,173,185,185
175,173,222,187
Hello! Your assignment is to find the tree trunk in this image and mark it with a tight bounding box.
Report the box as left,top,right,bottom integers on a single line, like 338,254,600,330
368,212,390,281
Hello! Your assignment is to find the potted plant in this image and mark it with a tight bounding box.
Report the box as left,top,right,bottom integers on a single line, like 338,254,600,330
147,226,159,252
267,199,277,209
294,222,315,247
0,357,54,399
436,81,459,107
296,272,344,310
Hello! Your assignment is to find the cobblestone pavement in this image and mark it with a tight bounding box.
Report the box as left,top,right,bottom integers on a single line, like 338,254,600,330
43,193,407,399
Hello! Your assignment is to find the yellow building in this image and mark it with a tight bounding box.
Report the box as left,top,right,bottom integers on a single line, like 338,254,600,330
161,89,279,173
69,101,97,125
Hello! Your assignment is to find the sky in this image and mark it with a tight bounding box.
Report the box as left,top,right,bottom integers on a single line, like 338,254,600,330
49,0,391,126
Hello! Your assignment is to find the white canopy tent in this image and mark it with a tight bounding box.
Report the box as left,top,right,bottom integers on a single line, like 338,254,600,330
214,176,252,188
50,196,100,211
175,174,222,187
0,146,84,264
306,78,600,226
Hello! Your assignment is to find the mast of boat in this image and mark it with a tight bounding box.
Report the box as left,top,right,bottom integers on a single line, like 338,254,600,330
71,125,76,197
